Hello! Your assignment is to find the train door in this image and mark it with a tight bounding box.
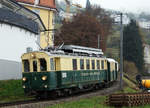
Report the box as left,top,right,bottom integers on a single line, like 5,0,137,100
49,58,57,88
55,57,60,71
115,63,118,80
107,62,111,82
31,60,39,89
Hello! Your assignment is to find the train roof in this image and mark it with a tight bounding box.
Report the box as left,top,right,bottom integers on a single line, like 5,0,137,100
23,45,105,58
107,58,118,63
61,45,104,56
22,50,106,59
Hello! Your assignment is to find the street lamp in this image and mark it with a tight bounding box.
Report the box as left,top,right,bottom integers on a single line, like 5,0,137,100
120,13,123,90
111,12,124,90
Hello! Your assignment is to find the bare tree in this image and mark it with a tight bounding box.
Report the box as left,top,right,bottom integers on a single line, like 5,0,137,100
55,6,113,52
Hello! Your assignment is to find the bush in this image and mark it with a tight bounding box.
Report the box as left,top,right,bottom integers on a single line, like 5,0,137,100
124,61,139,80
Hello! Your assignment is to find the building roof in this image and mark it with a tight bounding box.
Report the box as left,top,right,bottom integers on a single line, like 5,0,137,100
1,0,46,32
0,8,39,34
16,0,56,9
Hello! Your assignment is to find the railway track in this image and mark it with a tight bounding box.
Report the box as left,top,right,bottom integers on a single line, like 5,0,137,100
0,99,39,107
108,92,150,107
0,81,120,108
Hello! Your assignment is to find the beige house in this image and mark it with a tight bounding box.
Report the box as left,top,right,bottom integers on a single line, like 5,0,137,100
16,0,57,48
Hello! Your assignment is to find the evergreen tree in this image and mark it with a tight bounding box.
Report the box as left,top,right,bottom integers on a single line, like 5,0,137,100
86,0,91,10
123,19,144,73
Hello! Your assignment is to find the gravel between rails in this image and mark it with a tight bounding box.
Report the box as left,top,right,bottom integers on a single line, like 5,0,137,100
3,81,120,108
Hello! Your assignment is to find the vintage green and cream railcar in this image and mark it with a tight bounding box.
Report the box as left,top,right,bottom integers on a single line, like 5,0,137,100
21,45,118,98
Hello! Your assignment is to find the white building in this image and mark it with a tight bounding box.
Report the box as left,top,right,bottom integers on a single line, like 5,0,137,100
144,44,150,64
0,0,46,80
144,44,150,73
138,20,150,29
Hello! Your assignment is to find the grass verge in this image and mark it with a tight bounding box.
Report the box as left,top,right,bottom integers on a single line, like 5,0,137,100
1,78,150,108
47,86,150,108
0,79,32,103
47,96,113,108
47,76,146,108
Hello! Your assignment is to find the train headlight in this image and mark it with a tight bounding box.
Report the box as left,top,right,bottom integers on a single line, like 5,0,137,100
31,53,36,58
22,77,27,82
44,85,48,88
23,85,26,88
42,76,47,81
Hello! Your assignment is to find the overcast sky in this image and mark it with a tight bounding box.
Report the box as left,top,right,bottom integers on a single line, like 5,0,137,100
71,0,150,13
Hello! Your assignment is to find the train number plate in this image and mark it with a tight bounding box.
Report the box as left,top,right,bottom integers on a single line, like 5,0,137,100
62,73,67,78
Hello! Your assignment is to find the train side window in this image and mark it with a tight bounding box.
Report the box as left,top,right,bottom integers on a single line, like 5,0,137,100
50,58,55,70
72,59,77,70
92,60,95,69
80,59,84,70
97,60,100,69
86,59,90,69
101,60,104,69
39,58,47,71
23,60,30,72
33,61,37,72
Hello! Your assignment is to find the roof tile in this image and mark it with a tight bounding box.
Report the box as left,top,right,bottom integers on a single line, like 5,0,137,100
16,0,56,9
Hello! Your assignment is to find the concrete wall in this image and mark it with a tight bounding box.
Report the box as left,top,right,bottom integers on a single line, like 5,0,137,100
0,59,22,80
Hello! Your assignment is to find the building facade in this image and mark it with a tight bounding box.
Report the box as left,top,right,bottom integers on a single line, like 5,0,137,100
144,44,150,73
16,0,57,48
0,0,45,80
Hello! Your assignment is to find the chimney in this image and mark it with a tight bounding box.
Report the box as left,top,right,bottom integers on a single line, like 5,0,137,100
34,0,40,5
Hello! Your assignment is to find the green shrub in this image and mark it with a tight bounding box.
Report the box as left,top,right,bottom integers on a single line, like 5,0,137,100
124,60,139,81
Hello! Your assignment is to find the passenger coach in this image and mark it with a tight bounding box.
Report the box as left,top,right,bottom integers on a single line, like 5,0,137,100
21,45,118,98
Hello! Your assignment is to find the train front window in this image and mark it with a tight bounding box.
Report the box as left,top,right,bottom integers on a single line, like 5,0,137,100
23,60,30,72
33,61,37,72
40,58,47,71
